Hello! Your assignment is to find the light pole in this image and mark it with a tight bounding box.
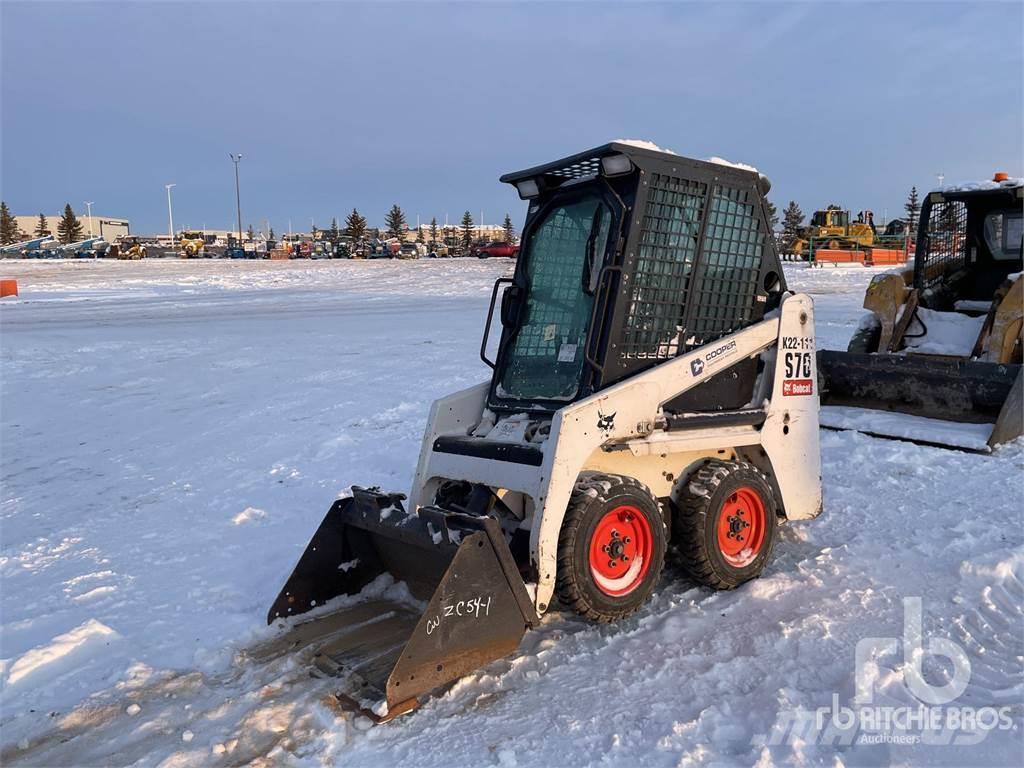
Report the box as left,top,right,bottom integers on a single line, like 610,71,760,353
229,153,243,243
165,184,176,243
84,201,94,237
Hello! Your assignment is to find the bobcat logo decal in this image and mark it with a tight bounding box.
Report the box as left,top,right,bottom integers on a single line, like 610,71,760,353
597,410,616,433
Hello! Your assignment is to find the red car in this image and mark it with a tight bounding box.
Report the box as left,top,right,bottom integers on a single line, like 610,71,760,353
475,241,519,259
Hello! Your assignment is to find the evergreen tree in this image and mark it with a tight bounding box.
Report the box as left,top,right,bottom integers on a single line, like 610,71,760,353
345,208,367,242
503,213,516,243
781,201,804,252
34,213,50,237
904,186,920,235
461,210,474,249
247,224,255,241
428,217,439,247
0,201,17,245
385,204,406,240
416,226,425,244
56,204,83,244
269,226,276,241
329,217,340,242
765,200,779,231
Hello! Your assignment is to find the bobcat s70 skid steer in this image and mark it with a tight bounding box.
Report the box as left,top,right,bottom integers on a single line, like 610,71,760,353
269,142,823,721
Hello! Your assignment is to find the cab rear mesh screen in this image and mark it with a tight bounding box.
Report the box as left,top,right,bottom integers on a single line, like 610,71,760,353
920,200,968,292
622,174,707,359
688,186,765,347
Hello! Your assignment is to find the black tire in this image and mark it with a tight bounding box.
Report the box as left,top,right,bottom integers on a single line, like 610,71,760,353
675,460,778,590
847,315,881,354
555,473,667,623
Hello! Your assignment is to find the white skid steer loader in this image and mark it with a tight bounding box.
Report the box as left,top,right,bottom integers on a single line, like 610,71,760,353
269,142,823,721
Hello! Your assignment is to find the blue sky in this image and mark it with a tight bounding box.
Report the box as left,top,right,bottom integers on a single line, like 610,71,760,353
2,1,1021,234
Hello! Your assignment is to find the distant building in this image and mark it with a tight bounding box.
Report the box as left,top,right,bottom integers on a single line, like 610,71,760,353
14,213,129,241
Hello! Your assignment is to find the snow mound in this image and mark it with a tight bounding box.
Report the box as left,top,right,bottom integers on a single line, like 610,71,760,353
611,138,676,155
903,307,985,356
232,506,268,525
937,177,1023,193
607,141,759,174
819,406,993,451
4,619,123,694
707,156,759,173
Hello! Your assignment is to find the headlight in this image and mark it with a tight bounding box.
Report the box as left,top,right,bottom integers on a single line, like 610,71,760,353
600,154,632,176
515,179,540,199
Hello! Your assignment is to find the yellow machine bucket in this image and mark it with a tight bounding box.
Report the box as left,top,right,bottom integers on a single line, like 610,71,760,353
267,487,537,721
817,351,1023,451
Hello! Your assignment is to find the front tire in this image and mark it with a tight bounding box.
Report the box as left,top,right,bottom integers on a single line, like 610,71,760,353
555,473,667,622
674,460,778,590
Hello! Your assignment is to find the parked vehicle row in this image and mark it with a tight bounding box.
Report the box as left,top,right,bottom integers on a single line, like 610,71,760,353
2,234,520,260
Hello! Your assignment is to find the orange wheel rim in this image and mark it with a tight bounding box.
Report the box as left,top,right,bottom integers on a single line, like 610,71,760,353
588,505,653,597
716,487,766,568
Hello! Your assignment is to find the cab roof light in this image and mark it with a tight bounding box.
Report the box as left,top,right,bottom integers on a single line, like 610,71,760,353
600,154,633,177
515,179,540,200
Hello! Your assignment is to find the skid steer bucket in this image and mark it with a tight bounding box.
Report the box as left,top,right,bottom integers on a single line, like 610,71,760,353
268,487,537,721
817,351,1023,451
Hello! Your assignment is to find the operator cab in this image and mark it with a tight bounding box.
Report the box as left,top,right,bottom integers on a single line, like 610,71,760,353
915,177,1024,309
484,142,785,416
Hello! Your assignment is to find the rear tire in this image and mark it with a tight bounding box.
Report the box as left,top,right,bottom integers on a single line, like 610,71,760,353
555,473,667,622
674,460,778,590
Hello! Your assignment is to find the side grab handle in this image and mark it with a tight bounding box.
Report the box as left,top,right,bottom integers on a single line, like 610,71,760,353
481,277,514,369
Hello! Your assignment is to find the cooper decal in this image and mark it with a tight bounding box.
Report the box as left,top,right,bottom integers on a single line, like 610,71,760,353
690,339,738,377
706,339,737,362
597,410,616,433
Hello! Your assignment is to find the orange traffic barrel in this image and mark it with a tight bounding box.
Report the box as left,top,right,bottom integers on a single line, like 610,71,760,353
0,279,17,298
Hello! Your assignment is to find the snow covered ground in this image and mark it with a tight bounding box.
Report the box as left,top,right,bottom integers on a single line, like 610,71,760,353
1,259,1021,767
